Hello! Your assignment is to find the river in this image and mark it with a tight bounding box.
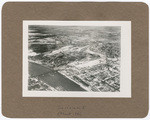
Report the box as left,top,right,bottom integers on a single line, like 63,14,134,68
29,62,86,91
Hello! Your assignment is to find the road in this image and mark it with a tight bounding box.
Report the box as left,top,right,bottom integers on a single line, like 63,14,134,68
29,62,86,91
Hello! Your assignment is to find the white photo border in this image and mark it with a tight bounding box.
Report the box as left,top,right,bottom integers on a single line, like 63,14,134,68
23,21,131,98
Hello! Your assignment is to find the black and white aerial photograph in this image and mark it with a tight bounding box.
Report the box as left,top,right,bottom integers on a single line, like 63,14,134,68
23,21,131,97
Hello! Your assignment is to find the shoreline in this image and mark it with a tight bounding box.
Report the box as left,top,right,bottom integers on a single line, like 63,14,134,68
29,60,88,91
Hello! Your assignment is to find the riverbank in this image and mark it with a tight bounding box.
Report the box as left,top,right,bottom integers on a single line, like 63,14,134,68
29,62,87,91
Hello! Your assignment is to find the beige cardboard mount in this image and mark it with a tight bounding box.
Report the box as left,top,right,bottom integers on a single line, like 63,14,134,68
2,2,149,118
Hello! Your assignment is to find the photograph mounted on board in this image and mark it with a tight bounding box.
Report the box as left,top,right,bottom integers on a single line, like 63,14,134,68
23,21,131,97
